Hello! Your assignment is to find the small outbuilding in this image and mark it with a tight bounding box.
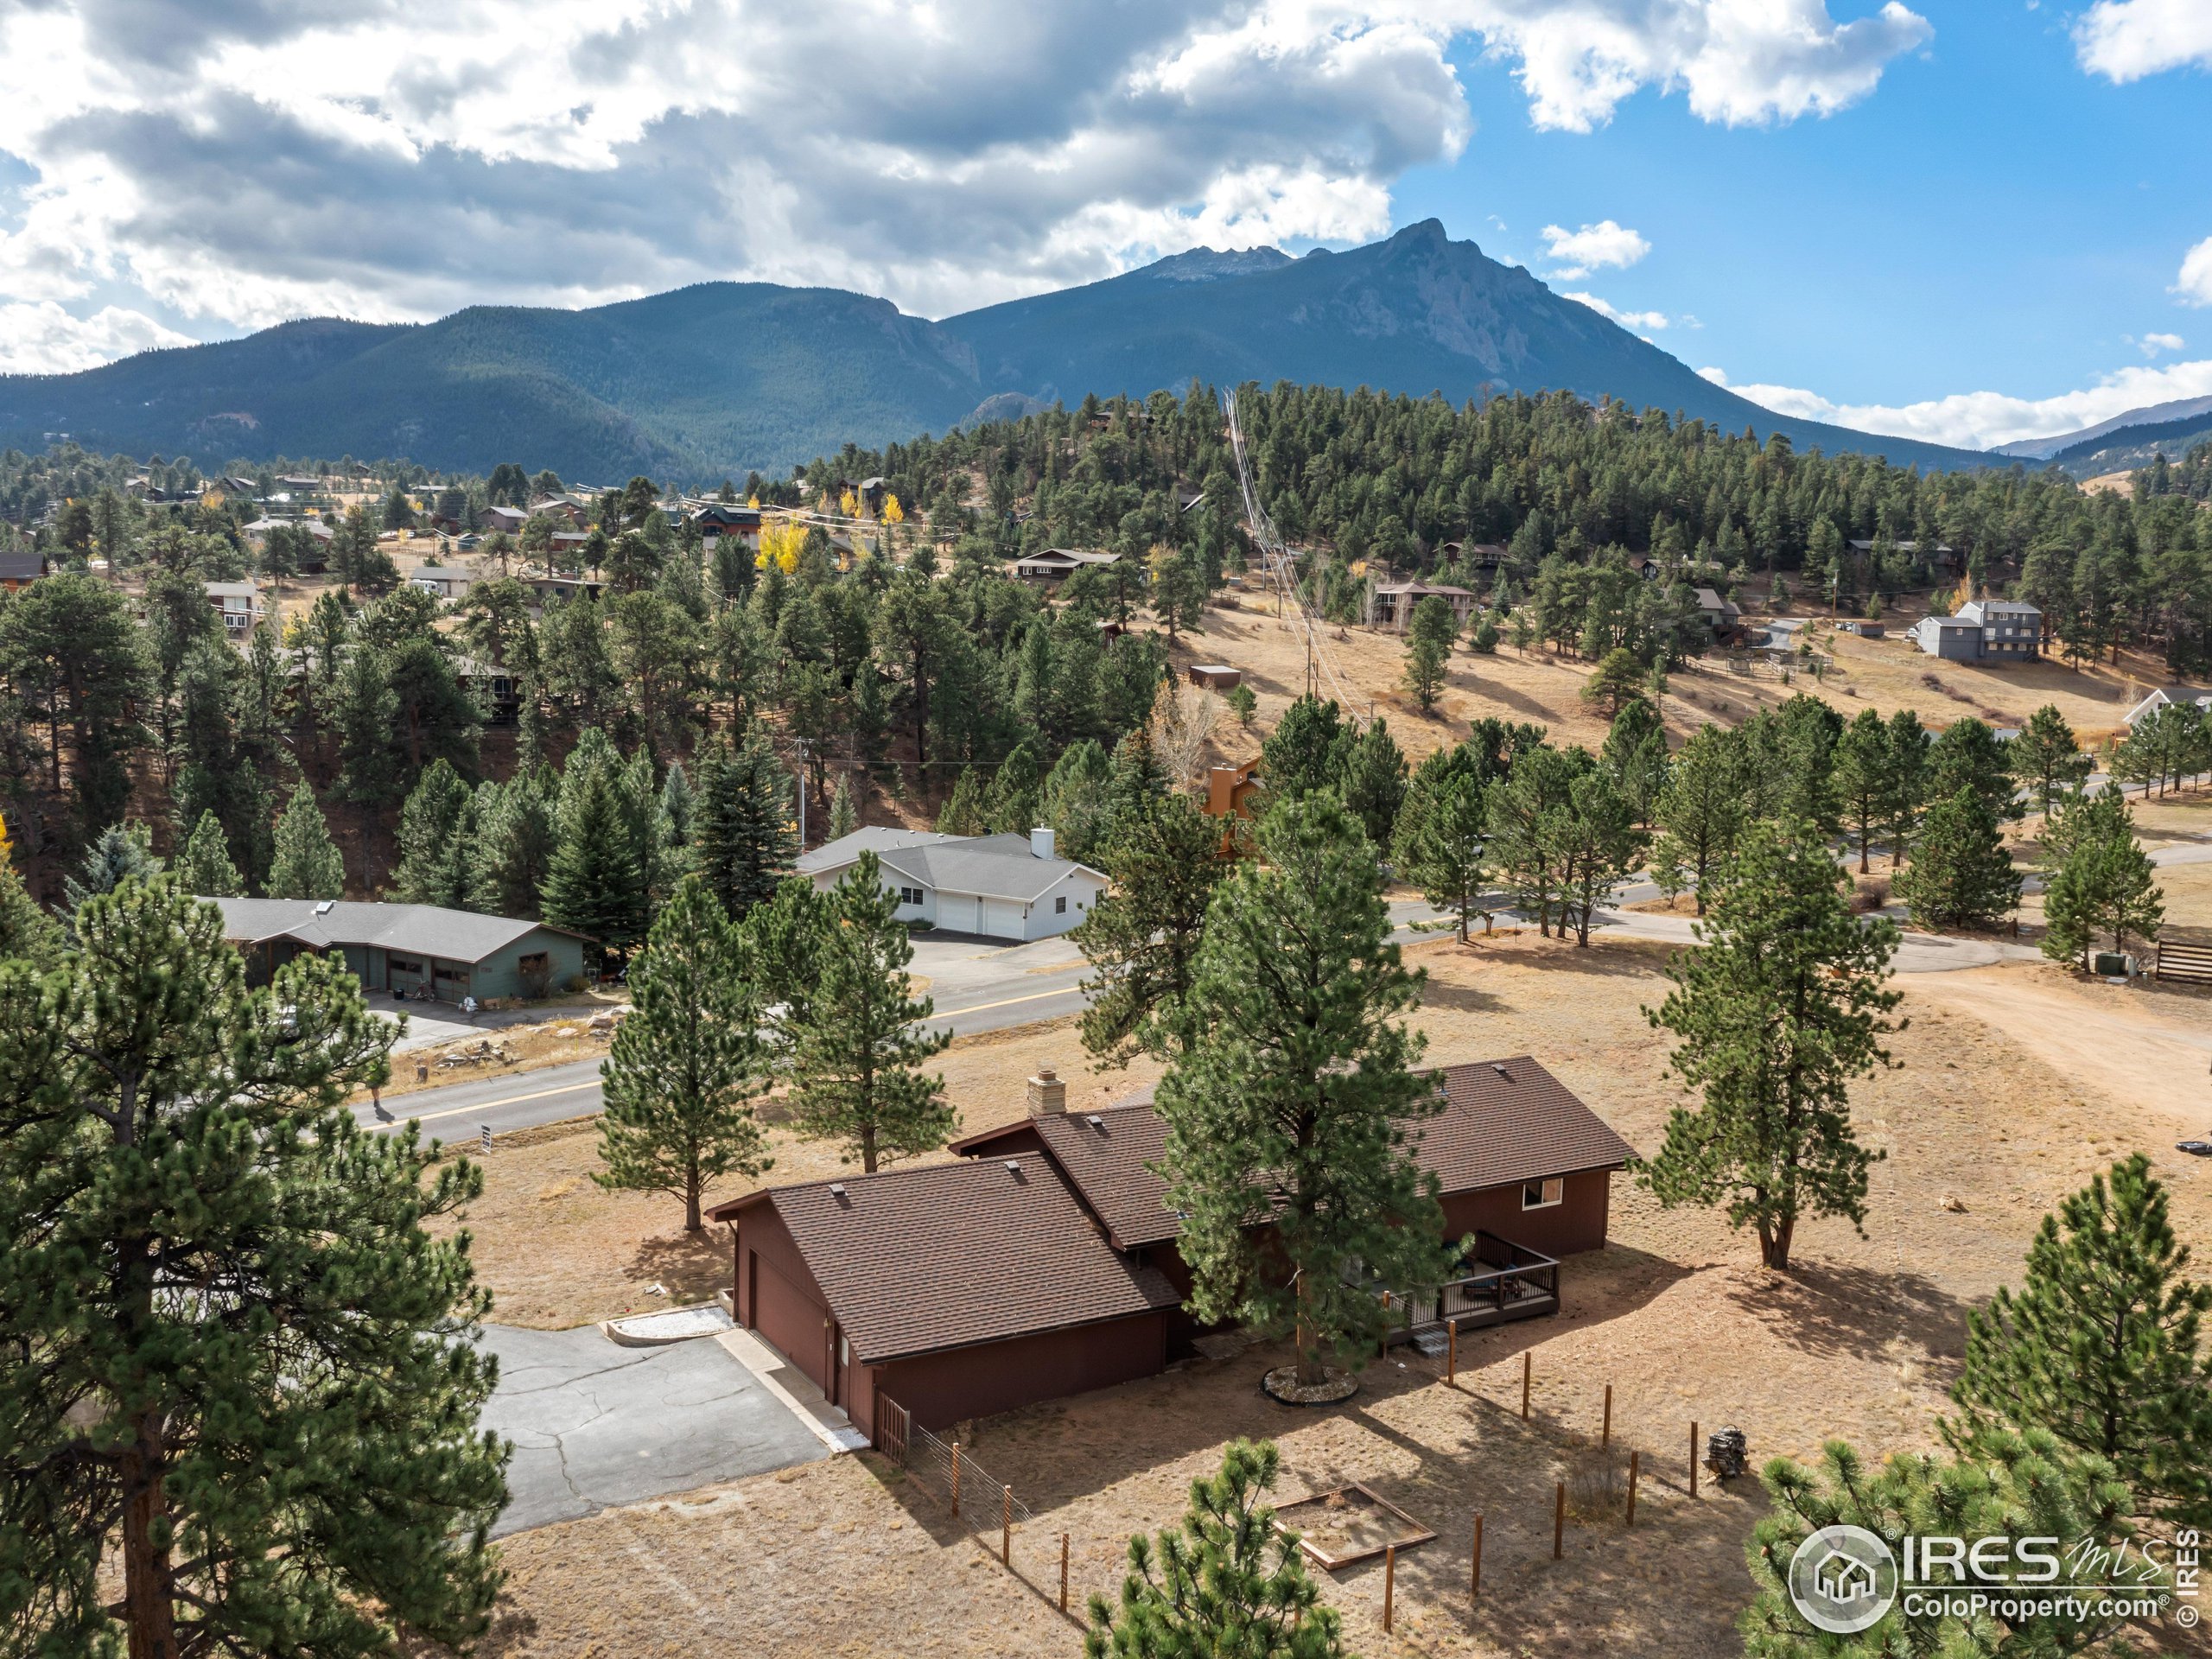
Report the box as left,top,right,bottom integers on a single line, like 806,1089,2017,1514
1187,664,1241,690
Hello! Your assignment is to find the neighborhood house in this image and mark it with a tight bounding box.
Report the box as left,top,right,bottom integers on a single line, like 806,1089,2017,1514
797,825,1108,943
207,898,590,1001
710,1057,1634,1434
1907,599,2043,663
203,581,262,633
1368,579,1476,632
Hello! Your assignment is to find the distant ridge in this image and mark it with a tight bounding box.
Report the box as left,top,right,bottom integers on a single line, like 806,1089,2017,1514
0,222,1996,479
1994,392,2212,461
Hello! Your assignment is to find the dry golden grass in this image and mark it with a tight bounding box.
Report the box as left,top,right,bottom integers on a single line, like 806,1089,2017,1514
465,928,2212,1658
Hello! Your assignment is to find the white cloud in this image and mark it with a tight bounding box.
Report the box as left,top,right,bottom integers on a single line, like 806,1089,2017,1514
2175,237,2212,307
1696,359,2212,450
1539,218,1649,279
2136,331,2186,356
2075,0,2212,81
1562,290,1669,329
0,0,1934,371
0,300,194,373
1451,0,1931,132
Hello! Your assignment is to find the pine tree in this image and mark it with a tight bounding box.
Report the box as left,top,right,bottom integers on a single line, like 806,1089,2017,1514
742,874,834,1040
1394,767,1488,941
332,641,401,889
1257,695,1348,806
690,723,797,920
174,809,244,897
1156,794,1452,1389
1085,1440,1343,1659
2041,787,2164,964
391,758,474,906
1879,709,1931,868
62,821,162,911
1401,594,1454,712
825,774,858,841
1894,785,2019,929
2010,703,2093,816
468,773,556,919
783,852,953,1173
1075,793,1226,1066
1599,698,1669,824
1483,741,1587,938
1745,1433,2139,1658
541,761,646,967
1044,738,1116,866
1946,1154,2211,1528
1552,767,1644,946
0,821,60,967
1831,706,1891,874
1580,646,1649,717
1648,724,1750,914
595,876,772,1231
1929,717,2024,824
265,783,346,900
0,880,505,1656
984,738,1046,835
933,763,988,835
1640,818,1902,1271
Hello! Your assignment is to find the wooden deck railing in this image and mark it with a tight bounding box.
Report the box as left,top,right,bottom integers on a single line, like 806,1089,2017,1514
1379,1231,1560,1335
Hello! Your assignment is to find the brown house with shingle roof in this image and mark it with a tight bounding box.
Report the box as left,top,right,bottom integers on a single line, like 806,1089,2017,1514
710,1056,1631,1436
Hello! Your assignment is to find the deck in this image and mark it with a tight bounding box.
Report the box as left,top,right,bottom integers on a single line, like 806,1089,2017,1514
1378,1231,1561,1344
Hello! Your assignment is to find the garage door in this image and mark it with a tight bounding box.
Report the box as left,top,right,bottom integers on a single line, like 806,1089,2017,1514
750,1251,830,1395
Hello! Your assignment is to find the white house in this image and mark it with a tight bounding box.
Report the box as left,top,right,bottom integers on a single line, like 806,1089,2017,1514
796,826,1109,943
410,564,475,600
2123,686,2212,728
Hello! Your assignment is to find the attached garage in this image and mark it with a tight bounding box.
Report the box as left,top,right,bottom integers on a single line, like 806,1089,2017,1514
712,1155,1179,1434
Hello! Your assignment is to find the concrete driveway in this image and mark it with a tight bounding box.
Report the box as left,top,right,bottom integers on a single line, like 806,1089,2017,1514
479,1323,827,1536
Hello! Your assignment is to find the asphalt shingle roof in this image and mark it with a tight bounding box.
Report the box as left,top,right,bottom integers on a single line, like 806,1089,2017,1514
209,898,587,961
713,1158,1181,1363
798,828,1099,902
967,1056,1635,1247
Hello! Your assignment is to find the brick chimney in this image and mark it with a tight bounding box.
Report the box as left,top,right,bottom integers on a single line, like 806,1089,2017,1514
1027,1067,1067,1116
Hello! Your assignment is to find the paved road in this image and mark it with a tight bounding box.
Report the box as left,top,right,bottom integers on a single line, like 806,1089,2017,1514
478,1324,825,1536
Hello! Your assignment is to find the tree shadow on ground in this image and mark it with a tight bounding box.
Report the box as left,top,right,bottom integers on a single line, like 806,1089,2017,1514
624,1226,729,1309
1722,1257,1971,1366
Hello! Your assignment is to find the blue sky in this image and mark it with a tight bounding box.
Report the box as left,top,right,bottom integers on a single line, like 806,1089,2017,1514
1387,3,2212,440
1,0,2209,449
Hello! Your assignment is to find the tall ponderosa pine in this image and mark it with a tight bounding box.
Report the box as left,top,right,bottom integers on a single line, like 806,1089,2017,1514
1157,795,1453,1388
933,763,988,836
1928,717,2024,825
1831,706,1891,874
595,875,772,1231
0,880,505,1656
1640,819,1902,1271
1600,698,1669,824
1552,766,1644,946
1946,1154,2212,1529
1085,1440,1343,1659
1257,695,1348,806
783,852,954,1173
1894,785,2019,929
690,723,797,920
174,809,244,897
1394,766,1489,942
1075,792,1227,1066
2009,703,2093,815
1880,709,1930,868
2041,786,2164,964
1649,723,1749,914
825,774,858,841
265,781,346,899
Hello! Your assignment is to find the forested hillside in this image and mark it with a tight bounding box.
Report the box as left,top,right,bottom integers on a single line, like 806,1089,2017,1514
0,382,2203,941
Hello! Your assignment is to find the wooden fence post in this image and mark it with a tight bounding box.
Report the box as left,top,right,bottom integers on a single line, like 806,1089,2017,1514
1060,1532,1070,1614
1001,1485,1012,1566
1380,1292,1391,1358
1383,1543,1396,1634
1553,1481,1565,1560
1447,1319,1457,1384
1627,1451,1640,1528
951,1443,962,1516
1522,1351,1531,1421
1471,1514,1483,1603
1602,1383,1612,1449
1689,1422,1698,1500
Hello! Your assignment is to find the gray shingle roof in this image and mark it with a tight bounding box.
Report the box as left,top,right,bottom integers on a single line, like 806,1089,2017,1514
208,898,588,960
798,828,1102,902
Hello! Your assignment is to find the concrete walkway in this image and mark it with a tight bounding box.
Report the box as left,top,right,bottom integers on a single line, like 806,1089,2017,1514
478,1323,826,1536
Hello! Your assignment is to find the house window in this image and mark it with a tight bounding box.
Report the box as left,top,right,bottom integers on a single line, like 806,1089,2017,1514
388,957,423,975
1055,895,1067,914
1522,1177,1564,1211
898,886,925,906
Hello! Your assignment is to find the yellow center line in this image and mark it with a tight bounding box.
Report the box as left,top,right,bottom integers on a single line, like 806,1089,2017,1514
928,983,1084,1019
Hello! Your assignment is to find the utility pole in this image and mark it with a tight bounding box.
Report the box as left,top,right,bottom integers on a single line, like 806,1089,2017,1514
791,736,809,849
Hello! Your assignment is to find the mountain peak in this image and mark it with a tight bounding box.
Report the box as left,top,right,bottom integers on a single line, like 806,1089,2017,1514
1135,245,1294,283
